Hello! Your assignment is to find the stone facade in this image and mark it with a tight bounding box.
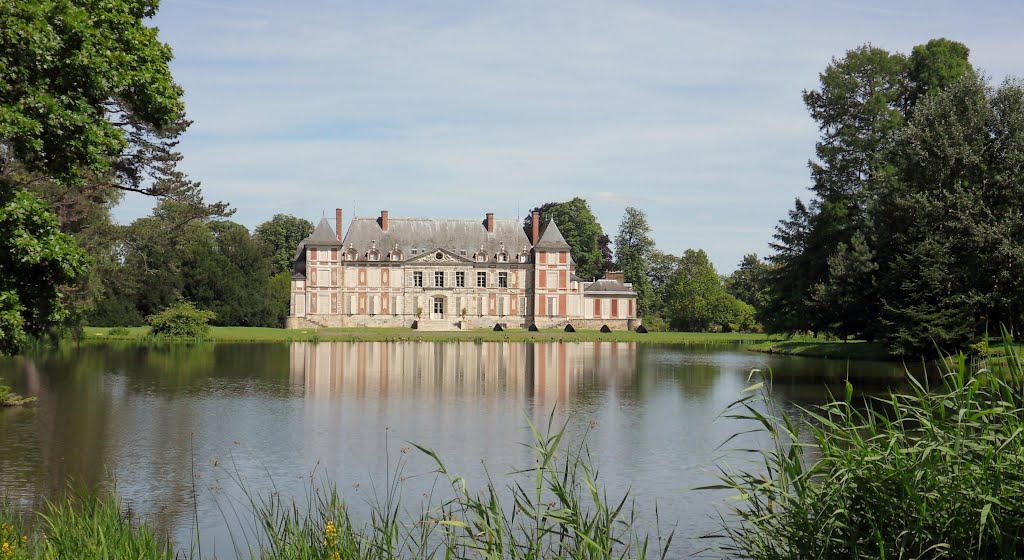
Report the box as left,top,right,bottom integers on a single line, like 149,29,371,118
287,209,639,331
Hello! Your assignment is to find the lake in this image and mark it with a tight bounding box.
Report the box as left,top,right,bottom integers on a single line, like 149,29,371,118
0,341,912,557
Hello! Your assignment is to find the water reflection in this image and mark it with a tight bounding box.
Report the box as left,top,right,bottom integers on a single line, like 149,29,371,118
0,341,912,557
290,341,637,405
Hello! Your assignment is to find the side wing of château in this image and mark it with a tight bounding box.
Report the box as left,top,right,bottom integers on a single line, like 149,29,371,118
287,209,640,331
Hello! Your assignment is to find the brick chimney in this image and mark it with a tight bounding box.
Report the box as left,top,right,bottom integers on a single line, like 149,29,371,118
604,271,625,282
335,208,343,241
486,212,494,233
531,211,540,244
380,210,389,231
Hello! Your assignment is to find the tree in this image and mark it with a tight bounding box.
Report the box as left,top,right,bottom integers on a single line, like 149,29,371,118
646,249,679,318
906,38,974,107
255,214,314,275
871,74,1024,354
665,249,722,332
525,198,606,280
724,253,771,317
810,231,879,341
0,0,224,351
614,207,656,316
0,190,90,353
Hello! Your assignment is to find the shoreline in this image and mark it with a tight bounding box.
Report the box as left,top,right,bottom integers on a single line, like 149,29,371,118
78,326,769,345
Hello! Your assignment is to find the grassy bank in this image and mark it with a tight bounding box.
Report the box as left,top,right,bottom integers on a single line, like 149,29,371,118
80,325,770,345
747,338,891,361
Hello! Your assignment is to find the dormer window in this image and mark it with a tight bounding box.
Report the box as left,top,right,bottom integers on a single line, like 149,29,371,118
345,245,358,261
497,252,509,263
367,241,380,261
518,252,529,263
389,244,403,261
474,245,487,262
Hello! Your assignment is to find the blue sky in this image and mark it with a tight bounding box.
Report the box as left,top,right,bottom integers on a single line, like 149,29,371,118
128,0,1024,272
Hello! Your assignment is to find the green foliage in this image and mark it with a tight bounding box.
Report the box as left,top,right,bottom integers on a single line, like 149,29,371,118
255,214,314,275
665,249,754,332
38,491,175,560
247,412,669,559
146,299,215,338
645,249,678,319
907,38,974,106
0,189,90,355
0,0,229,349
811,230,879,340
761,39,1023,355
614,206,656,316
710,338,1024,559
268,271,293,328
723,253,771,321
0,0,183,185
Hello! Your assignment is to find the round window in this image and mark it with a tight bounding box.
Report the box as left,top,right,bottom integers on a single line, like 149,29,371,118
436,251,444,260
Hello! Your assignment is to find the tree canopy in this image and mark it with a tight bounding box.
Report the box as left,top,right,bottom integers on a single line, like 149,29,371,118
0,0,227,352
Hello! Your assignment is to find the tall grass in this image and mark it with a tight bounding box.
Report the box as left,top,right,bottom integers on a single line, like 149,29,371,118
1,414,670,559
241,411,672,559
706,332,1024,559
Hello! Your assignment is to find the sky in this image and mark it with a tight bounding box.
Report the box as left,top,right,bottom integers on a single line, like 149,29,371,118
127,0,1024,272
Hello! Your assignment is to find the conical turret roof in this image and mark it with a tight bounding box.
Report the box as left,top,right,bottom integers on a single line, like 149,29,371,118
533,218,572,251
305,217,340,244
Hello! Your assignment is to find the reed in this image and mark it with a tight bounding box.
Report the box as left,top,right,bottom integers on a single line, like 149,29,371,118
705,331,1024,559
1,414,670,559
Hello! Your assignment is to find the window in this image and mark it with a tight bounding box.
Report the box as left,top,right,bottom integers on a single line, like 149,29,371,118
519,296,527,315
434,271,445,287
413,271,423,287
460,250,467,257
498,272,508,288
435,251,444,260
497,252,508,263
477,271,487,287
411,249,418,255
456,271,465,287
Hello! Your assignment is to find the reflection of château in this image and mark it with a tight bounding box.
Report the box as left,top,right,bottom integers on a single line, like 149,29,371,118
287,209,640,331
289,342,636,403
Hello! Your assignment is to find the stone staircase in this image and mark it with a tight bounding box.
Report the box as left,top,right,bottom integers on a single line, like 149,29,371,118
414,319,462,331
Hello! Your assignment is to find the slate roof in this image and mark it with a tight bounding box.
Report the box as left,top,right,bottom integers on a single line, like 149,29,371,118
307,217,341,244
340,216,532,261
292,217,341,273
584,279,637,296
533,219,572,251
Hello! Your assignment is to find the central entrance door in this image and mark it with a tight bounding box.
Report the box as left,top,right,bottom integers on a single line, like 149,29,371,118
432,297,444,320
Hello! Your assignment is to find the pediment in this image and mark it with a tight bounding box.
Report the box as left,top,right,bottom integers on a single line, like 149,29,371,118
407,248,470,264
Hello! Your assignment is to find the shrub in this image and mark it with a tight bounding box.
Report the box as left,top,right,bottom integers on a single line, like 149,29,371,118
107,326,130,336
146,300,216,338
708,335,1024,559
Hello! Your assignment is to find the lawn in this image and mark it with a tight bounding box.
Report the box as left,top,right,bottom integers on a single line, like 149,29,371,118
747,338,891,361
81,326,771,345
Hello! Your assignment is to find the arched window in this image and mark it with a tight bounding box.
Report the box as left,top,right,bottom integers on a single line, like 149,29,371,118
474,246,487,262
345,245,358,261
